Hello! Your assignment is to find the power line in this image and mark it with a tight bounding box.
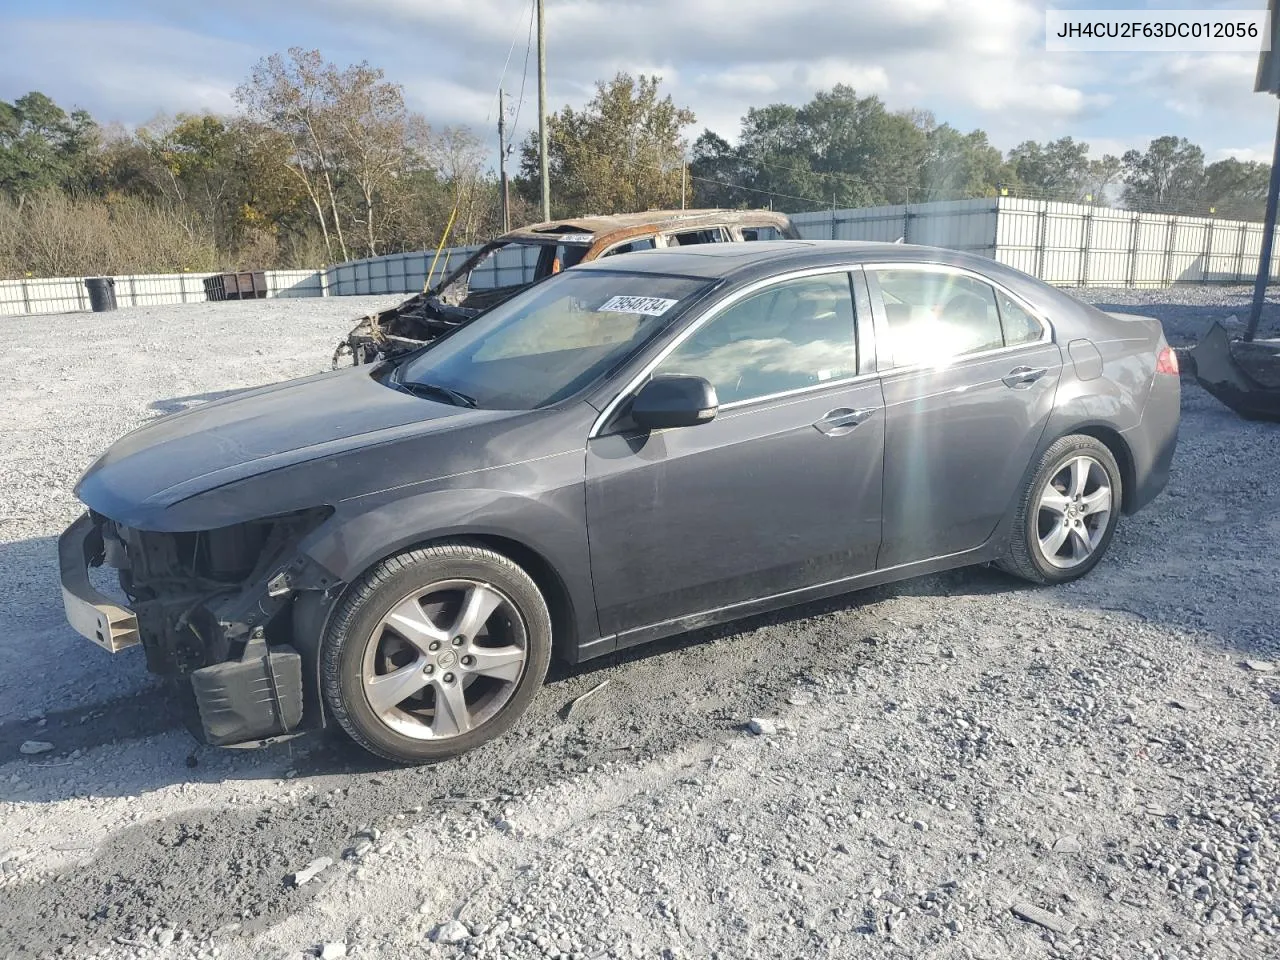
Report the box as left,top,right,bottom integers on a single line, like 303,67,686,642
509,0,536,154
485,0,533,128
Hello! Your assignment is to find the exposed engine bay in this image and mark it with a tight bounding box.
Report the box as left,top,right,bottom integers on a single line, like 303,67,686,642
82,508,336,745
333,239,569,367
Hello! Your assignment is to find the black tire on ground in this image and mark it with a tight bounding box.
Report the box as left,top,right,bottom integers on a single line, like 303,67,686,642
998,434,1123,585
320,541,552,764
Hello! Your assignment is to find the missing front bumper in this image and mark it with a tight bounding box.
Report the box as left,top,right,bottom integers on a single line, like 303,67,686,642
58,514,139,653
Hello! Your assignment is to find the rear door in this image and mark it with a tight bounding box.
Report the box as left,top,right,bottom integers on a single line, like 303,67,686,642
865,265,1063,567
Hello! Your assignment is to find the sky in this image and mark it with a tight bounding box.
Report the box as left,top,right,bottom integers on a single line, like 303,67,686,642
0,0,1276,165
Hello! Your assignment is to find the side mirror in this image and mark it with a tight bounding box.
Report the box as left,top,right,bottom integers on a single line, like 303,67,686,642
631,375,719,430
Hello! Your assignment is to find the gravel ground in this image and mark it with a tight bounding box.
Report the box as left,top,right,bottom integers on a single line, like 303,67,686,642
0,287,1277,960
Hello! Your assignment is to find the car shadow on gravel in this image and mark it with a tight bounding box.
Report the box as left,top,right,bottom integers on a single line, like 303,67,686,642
149,386,257,415
285,563,1041,778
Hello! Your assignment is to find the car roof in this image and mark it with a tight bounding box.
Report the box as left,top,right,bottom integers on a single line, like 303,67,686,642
572,239,991,280
502,209,793,242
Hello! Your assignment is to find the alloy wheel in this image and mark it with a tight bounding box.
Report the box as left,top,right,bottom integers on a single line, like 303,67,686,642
1035,455,1113,570
359,579,528,740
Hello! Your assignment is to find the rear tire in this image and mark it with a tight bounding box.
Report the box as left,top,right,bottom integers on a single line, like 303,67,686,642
999,434,1122,585
321,541,552,764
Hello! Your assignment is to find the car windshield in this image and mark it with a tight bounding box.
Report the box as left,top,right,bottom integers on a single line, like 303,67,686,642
397,270,711,409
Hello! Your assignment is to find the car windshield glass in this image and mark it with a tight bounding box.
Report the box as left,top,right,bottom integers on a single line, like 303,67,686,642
398,270,711,409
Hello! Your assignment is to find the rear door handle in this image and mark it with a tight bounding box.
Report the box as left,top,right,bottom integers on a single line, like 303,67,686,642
814,407,876,436
1002,366,1048,389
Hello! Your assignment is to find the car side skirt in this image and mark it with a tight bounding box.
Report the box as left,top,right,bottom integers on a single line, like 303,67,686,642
575,542,998,661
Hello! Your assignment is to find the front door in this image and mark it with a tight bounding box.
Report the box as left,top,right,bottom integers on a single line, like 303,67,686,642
865,265,1063,568
586,271,886,639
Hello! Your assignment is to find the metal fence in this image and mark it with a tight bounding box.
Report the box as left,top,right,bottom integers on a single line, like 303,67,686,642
326,243,541,297
790,198,1280,288
5,198,1280,316
0,269,324,317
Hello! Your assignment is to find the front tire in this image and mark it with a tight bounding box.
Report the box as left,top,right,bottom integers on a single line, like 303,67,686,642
321,542,552,764
999,434,1122,585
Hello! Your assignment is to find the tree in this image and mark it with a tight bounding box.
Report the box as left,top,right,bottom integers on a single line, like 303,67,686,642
1121,136,1205,213
1083,154,1123,204
236,48,353,261
325,61,431,257
1006,137,1092,199
918,121,1006,201
1201,157,1270,220
689,129,757,208
0,91,98,202
136,114,240,245
519,73,694,218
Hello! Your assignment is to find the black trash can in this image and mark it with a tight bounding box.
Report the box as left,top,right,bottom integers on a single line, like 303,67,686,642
85,277,117,312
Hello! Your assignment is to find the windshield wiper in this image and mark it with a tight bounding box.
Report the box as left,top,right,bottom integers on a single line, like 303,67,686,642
398,380,478,408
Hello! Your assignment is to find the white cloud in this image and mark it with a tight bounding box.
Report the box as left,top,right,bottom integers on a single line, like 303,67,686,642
2,0,1276,163
0,19,253,120
1218,145,1273,163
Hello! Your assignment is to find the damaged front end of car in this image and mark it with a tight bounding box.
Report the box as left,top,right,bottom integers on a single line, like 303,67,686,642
61,507,338,747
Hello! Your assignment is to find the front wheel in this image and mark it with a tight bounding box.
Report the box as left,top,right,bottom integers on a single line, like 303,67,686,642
320,542,552,764
999,434,1123,585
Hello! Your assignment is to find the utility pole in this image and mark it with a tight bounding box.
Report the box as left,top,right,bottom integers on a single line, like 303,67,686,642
498,87,510,233
537,0,550,222
681,162,687,210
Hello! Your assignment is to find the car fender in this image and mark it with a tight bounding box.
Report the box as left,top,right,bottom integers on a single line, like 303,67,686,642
299,484,598,647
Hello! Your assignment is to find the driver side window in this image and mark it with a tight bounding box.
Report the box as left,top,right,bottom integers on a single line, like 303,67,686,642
654,273,858,405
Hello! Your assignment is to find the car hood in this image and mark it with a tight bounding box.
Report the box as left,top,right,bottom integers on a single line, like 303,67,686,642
76,366,509,523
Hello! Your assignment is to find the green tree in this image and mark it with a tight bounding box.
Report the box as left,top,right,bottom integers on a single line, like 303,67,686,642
1121,136,1206,213
519,73,695,218
689,129,756,207
1005,136,1092,199
0,91,99,202
1201,157,1270,220
1083,154,1123,204
917,119,1007,201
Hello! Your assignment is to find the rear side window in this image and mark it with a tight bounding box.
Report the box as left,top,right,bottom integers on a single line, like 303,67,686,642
654,272,858,404
668,228,728,246
996,290,1043,346
535,243,591,279
870,268,1006,368
741,226,782,241
601,237,657,257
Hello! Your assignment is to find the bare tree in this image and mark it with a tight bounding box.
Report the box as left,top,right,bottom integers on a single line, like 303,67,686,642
235,48,350,262
430,126,496,245
326,62,431,258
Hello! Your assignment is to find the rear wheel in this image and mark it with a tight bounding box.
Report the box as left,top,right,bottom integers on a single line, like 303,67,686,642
999,434,1122,585
321,542,552,763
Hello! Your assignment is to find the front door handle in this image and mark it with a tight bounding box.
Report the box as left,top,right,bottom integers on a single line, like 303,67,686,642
814,407,876,436
1002,366,1048,389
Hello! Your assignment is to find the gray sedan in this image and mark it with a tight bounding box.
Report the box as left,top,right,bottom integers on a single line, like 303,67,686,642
59,241,1180,763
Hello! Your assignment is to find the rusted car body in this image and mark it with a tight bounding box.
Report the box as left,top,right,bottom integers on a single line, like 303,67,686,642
333,209,798,366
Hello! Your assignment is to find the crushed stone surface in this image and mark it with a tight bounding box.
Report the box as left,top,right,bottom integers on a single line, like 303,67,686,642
0,288,1277,959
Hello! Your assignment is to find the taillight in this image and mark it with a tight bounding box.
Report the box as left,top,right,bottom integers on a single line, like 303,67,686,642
1156,345,1179,376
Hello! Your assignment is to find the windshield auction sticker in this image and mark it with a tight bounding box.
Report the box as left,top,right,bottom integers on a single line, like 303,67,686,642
1045,9,1269,51
598,295,680,316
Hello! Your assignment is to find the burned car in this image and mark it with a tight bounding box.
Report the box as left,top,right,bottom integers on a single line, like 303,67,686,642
333,209,798,366
61,241,1177,765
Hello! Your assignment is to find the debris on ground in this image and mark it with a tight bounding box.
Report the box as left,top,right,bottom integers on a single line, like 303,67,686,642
746,717,777,736
429,920,471,944
287,857,333,887
563,679,612,720
17,741,53,756
1011,902,1076,935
